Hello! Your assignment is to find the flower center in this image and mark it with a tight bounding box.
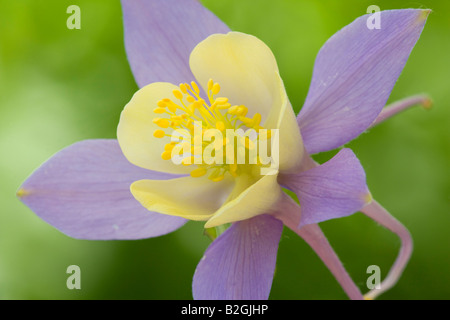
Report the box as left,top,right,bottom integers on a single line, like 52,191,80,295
152,80,274,181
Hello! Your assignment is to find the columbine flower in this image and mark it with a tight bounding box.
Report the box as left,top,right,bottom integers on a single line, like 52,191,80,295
17,0,430,300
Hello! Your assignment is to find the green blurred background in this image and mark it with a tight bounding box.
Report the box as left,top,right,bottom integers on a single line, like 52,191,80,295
0,0,448,299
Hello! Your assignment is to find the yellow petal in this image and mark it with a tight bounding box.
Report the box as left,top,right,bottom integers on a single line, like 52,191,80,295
190,32,303,173
204,174,282,228
189,32,280,123
117,82,191,174
264,72,304,173
130,175,234,220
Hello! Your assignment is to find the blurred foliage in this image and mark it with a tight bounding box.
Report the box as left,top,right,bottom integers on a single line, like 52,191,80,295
0,0,448,299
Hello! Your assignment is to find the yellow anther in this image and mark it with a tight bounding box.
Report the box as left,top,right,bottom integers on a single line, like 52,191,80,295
212,83,220,95
161,151,172,160
216,103,231,110
252,113,262,127
153,118,170,128
153,129,165,138
208,169,223,181
167,101,177,113
211,175,224,182
181,157,193,166
186,95,195,103
173,90,183,100
207,79,214,91
211,98,228,110
170,117,183,126
216,121,225,131
179,83,188,94
190,167,207,178
157,100,167,108
164,143,175,151
237,105,248,116
239,116,254,127
215,97,228,105
191,81,200,94
228,105,239,115
192,101,202,109
153,107,166,114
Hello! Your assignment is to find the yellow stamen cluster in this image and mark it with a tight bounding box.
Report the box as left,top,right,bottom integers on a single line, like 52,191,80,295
152,79,269,181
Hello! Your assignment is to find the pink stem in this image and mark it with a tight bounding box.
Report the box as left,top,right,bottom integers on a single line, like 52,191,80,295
370,94,432,128
281,151,412,299
273,195,364,300
360,200,413,299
